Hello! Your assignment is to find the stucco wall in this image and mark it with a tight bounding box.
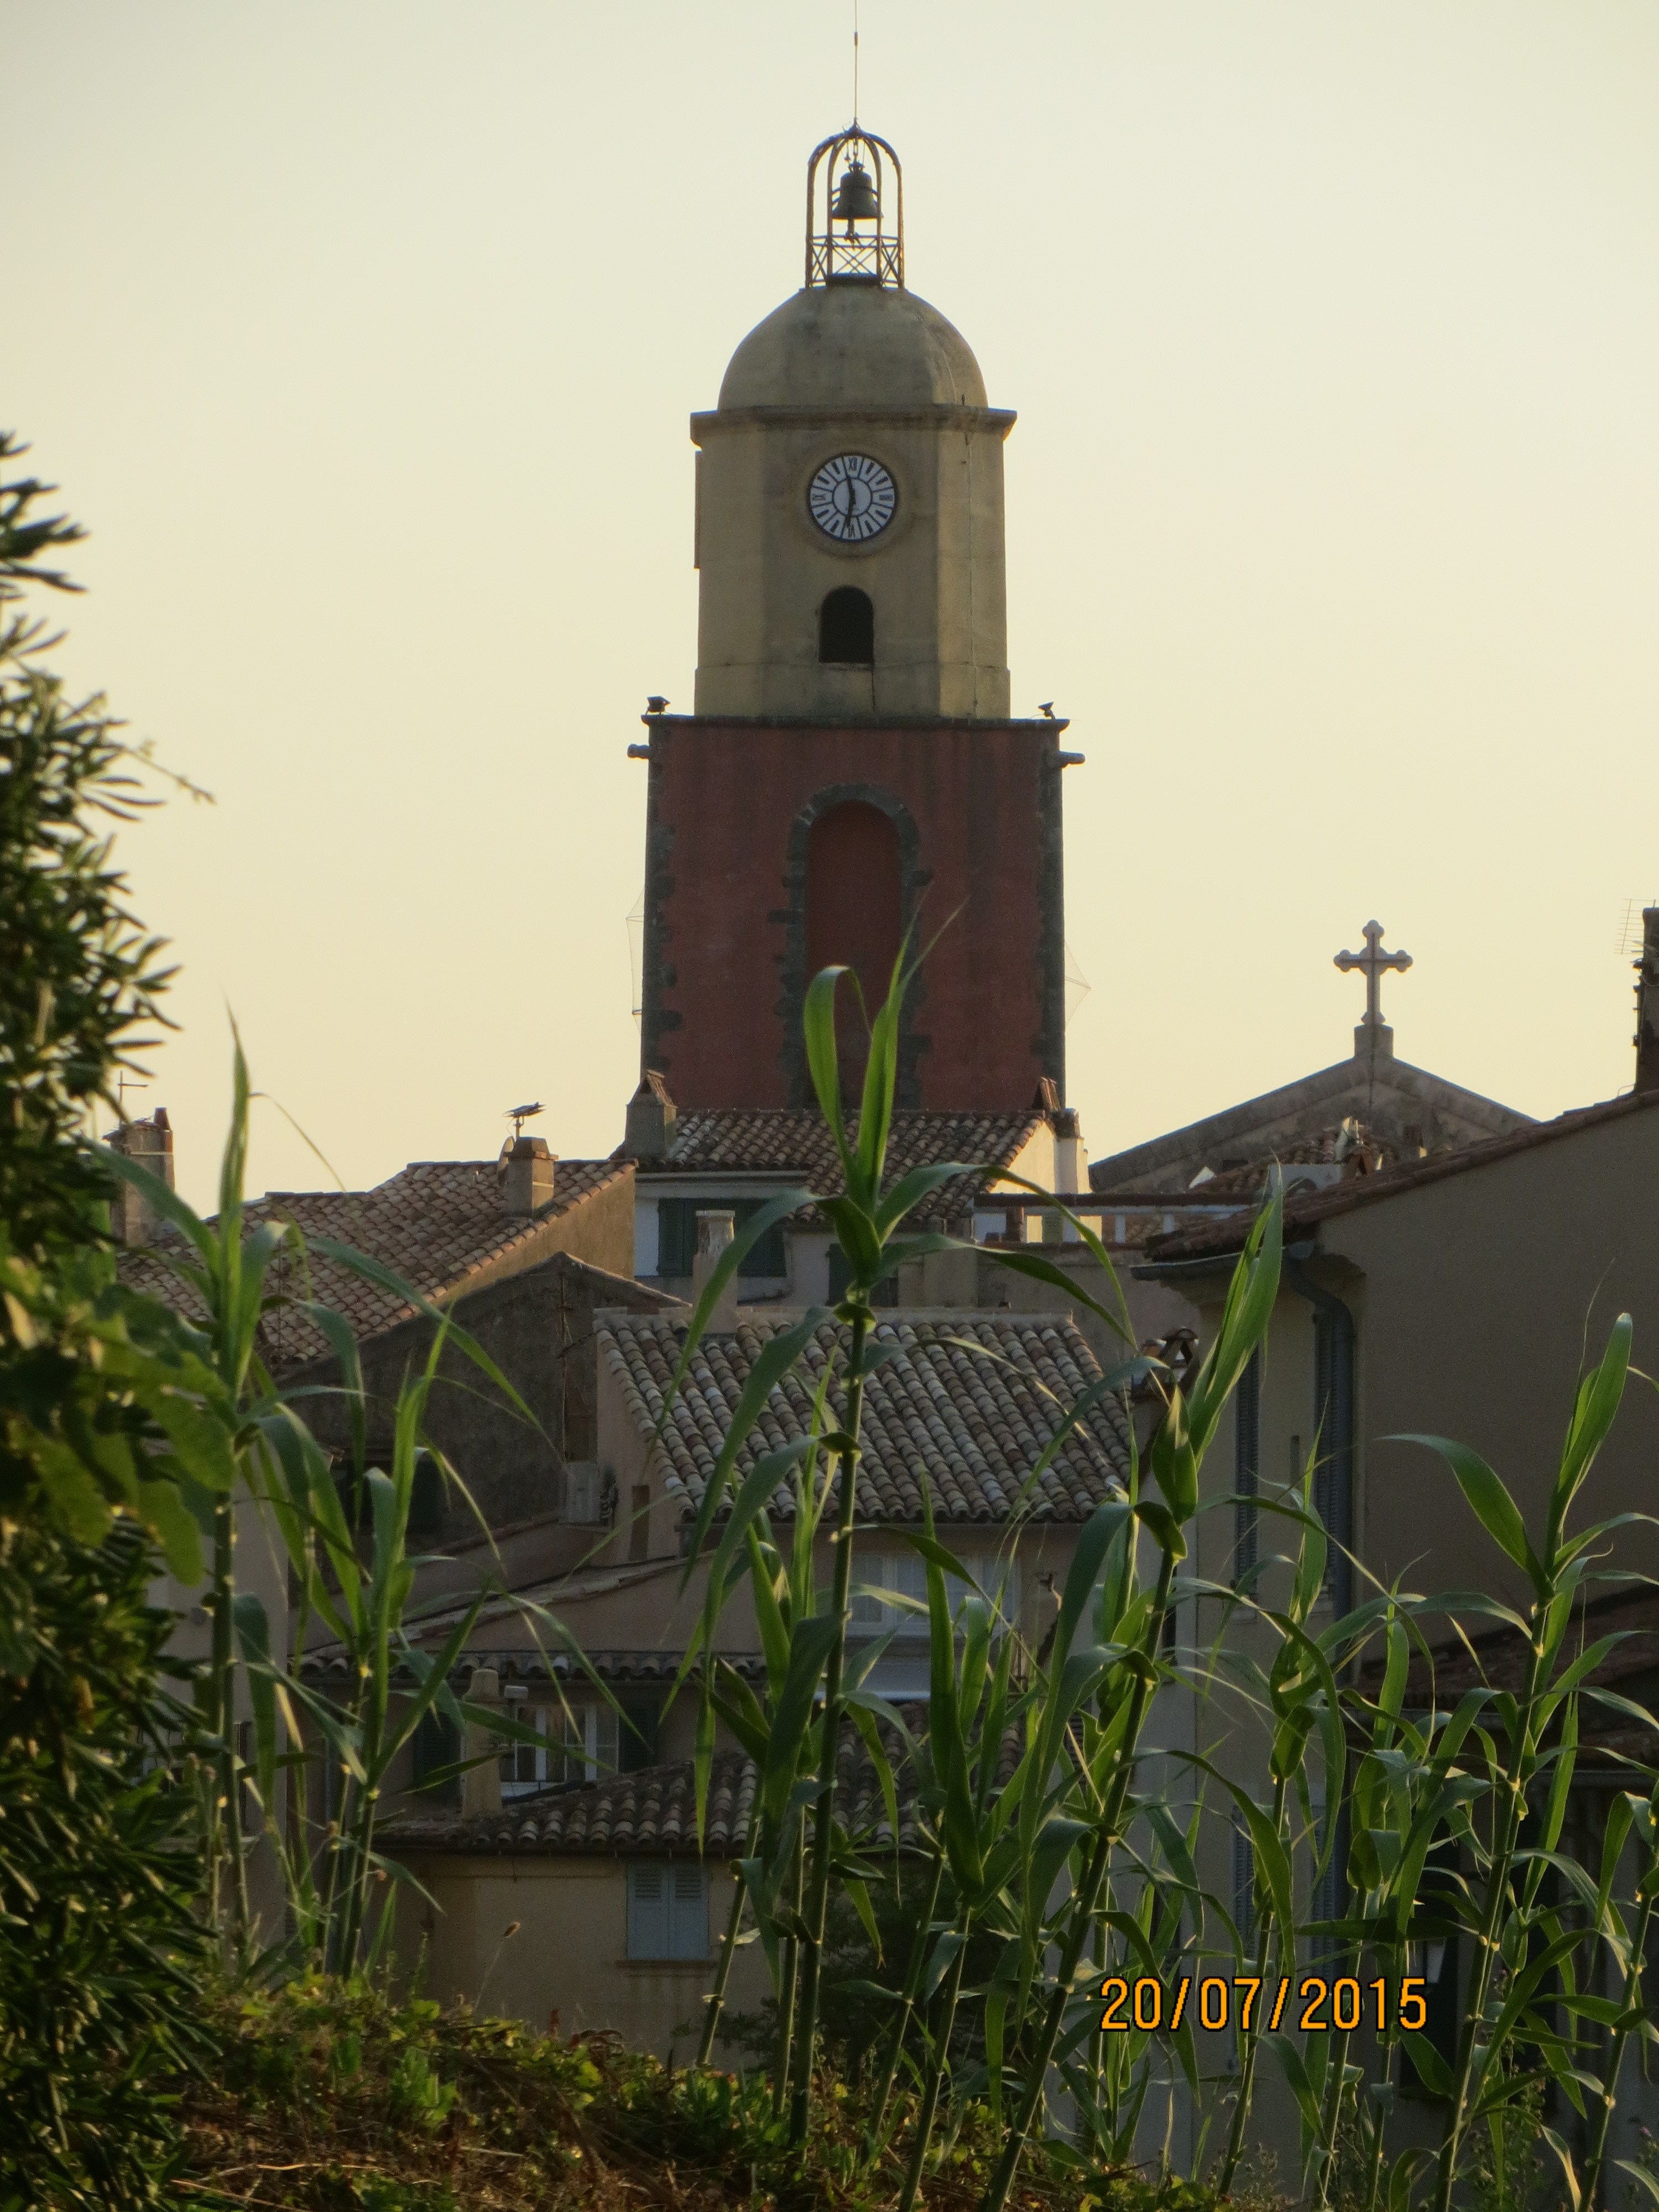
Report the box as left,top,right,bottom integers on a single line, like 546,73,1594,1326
692,406,1011,721
393,1854,769,2059
1192,1101,1659,1610
1328,1107,1659,1599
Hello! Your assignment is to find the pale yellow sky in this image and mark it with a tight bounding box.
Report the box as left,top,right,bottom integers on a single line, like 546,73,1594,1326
5,2,1657,1208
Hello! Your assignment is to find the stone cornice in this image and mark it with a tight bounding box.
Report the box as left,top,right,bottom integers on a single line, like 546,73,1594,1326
690,404,1016,442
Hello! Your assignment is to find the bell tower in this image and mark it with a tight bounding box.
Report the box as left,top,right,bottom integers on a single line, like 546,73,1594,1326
692,131,1013,722
637,129,1072,1114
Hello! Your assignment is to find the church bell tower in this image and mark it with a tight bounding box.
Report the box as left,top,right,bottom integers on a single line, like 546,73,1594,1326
692,131,1012,721
638,129,1071,1113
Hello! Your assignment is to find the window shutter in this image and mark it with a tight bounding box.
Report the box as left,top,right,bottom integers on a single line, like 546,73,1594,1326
593,1703,620,1777
1234,1348,1261,1580
619,1700,660,1772
1312,1310,1354,1610
412,1709,460,1807
668,1863,708,1959
628,1863,669,1959
998,1557,1022,1624
408,1450,445,1537
894,1550,928,1611
851,1551,886,1625
658,1201,698,1277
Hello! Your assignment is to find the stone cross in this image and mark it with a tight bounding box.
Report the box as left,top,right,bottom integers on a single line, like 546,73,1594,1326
1334,920,1412,1029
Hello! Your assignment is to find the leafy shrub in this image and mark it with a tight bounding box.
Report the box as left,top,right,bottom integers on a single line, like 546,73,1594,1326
0,436,213,2208
0,1516,210,2208
170,1974,1226,2212
0,431,172,1264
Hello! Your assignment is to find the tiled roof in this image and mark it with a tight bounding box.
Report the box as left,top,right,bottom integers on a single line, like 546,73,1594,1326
598,1310,1132,1524
1091,1052,1532,1196
379,1710,1017,1858
384,1750,758,1858
1183,1123,1400,1203
1146,1088,1659,1264
639,1108,1046,1228
1359,1587,1659,1707
120,1156,630,1367
300,1646,766,1689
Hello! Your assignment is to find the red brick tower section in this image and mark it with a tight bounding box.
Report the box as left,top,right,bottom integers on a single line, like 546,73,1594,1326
638,713,1072,1112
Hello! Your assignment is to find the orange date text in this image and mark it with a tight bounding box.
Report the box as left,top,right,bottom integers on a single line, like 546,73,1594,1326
1098,1975,1428,2035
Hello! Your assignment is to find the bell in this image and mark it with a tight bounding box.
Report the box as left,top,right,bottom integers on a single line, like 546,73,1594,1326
831,161,880,223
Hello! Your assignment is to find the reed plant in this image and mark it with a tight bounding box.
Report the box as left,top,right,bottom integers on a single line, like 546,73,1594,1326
650,942,1659,2211
1398,1316,1653,2212
102,1039,581,1978
644,947,1283,2209
91,966,1659,2205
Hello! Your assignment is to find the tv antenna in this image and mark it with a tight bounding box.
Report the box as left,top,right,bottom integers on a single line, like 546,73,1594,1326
1617,899,1656,958
116,1071,149,1124
505,1101,545,1139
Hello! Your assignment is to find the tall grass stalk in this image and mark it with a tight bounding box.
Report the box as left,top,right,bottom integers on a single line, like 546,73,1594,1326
697,1804,759,2066
105,1038,572,1971
895,1904,971,2212
1207,1470,1353,2196
787,1292,872,2141
1580,1778,1659,2210
867,1843,945,2146
1402,1314,1634,2212
977,1193,1283,2212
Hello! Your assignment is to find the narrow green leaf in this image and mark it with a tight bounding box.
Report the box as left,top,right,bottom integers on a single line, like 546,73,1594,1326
1393,1434,1542,1590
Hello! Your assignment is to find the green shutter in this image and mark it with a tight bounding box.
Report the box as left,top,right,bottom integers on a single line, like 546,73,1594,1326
656,1198,789,1279
619,1699,660,1771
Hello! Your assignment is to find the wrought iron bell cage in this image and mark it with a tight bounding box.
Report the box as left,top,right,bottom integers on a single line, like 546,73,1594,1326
805,128,904,289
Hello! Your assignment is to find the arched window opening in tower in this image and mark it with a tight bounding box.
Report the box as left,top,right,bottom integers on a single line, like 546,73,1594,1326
818,587,874,666
806,800,903,1096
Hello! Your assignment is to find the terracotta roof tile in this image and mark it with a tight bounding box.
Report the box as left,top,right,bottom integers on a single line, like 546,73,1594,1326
1183,1123,1403,1203
382,1749,755,1857
120,1156,630,1367
1146,1087,1659,1265
379,1710,1019,1857
300,1646,765,1689
598,1310,1131,1525
640,1108,1046,1227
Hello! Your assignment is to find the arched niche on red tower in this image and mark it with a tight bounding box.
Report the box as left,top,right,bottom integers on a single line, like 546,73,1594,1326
784,784,925,1108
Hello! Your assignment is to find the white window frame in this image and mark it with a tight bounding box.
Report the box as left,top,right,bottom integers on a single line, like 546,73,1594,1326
627,1860,709,1960
849,1552,1021,1636
499,1701,621,1798
564,1462,604,1524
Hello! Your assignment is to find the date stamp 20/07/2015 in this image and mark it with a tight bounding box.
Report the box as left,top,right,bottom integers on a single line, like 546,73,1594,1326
1099,1976,1430,2037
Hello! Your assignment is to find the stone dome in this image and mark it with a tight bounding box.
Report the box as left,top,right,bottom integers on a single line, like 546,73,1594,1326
718,281,988,411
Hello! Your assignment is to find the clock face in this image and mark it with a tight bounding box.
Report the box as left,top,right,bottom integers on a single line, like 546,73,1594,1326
808,453,897,543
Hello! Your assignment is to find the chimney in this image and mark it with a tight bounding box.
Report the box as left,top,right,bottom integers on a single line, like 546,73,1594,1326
460,1666,502,1817
1635,909,1659,1094
623,1070,677,1161
1051,1106,1086,1196
502,1136,557,1215
107,1107,175,1245
690,1208,740,1332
